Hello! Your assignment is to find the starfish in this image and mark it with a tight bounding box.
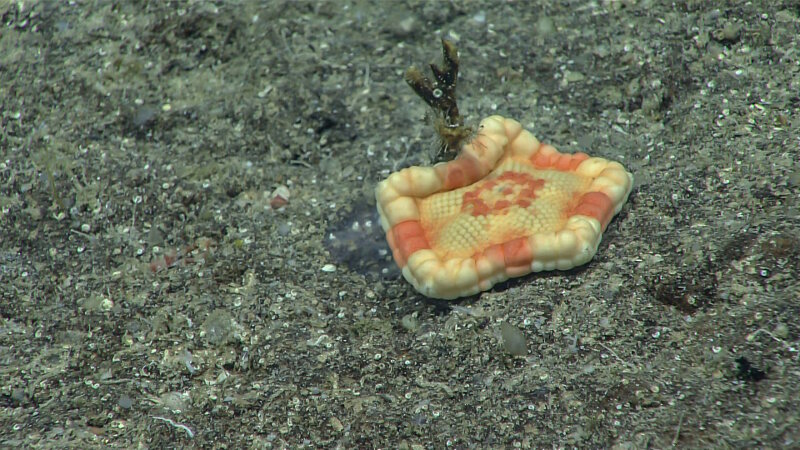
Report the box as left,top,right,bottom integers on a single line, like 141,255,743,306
375,116,633,299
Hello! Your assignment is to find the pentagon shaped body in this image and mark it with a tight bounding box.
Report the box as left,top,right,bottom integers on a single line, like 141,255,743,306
376,116,633,299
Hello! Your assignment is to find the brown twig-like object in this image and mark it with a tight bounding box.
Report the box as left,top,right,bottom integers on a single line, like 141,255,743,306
405,39,473,160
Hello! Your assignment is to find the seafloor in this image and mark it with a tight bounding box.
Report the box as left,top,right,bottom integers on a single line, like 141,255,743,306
1,1,799,448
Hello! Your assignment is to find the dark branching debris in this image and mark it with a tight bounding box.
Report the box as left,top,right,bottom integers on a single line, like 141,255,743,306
405,39,473,161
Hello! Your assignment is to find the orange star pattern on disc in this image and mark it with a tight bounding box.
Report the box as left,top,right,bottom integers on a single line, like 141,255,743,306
376,115,634,299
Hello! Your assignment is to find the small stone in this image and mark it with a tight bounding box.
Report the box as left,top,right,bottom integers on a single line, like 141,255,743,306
401,313,420,332
270,185,290,209
201,310,235,346
500,322,528,357
773,323,789,339
563,70,586,83
329,416,344,432
118,394,133,409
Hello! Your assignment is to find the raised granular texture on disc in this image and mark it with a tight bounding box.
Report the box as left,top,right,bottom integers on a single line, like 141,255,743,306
376,115,633,299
